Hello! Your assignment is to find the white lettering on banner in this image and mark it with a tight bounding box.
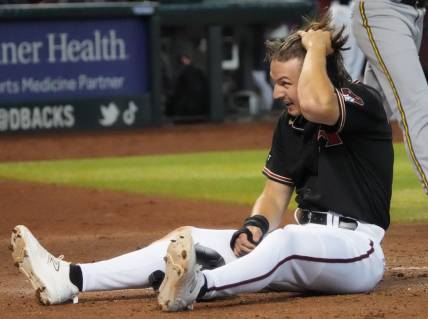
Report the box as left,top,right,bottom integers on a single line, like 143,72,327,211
0,105,75,131
63,105,74,127
0,80,20,94
78,74,124,90
9,108,20,130
9,75,125,94
0,30,127,65
0,41,43,65
31,107,43,129
48,30,127,63
21,77,77,93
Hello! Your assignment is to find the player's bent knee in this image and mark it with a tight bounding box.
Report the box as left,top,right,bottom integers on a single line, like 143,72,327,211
159,226,193,242
172,226,193,233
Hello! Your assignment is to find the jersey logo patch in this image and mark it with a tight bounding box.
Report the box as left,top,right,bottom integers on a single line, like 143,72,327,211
340,88,364,106
318,130,343,147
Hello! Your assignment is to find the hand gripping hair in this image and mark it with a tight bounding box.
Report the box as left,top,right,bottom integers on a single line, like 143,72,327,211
265,12,352,88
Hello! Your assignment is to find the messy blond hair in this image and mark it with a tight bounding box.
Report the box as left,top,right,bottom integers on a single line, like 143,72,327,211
265,13,351,87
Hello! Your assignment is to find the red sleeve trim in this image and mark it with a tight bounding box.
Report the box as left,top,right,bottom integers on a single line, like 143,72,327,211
335,88,346,132
262,166,294,186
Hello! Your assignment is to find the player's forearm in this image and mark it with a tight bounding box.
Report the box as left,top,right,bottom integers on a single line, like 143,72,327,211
250,184,293,232
297,46,337,125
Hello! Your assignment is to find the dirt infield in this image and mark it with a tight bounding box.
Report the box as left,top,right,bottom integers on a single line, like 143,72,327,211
0,120,427,319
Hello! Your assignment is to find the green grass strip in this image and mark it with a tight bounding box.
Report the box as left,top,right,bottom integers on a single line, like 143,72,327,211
0,150,266,205
0,144,426,222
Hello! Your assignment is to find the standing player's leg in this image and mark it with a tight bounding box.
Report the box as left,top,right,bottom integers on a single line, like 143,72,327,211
331,0,366,81
352,0,428,193
10,225,237,305
363,63,391,118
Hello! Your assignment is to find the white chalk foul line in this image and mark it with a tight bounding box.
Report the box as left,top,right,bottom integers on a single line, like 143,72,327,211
388,266,428,271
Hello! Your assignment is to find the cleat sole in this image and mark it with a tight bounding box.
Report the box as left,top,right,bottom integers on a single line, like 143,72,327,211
158,230,194,312
10,226,50,305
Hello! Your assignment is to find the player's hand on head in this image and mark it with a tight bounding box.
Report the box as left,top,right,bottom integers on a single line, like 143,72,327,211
233,226,263,257
298,29,333,55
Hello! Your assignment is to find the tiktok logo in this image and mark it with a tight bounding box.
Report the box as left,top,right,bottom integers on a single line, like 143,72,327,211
123,101,138,125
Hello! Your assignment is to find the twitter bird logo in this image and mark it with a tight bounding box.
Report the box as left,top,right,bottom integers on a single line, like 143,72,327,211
99,102,120,127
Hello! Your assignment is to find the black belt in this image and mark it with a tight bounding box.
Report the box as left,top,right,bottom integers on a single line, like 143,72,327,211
297,209,358,231
396,0,427,8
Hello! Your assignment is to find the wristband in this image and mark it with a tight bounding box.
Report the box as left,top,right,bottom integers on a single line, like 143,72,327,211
243,215,270,236
229,215,270,250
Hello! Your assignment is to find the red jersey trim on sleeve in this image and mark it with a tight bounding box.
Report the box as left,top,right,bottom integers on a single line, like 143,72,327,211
262,166,294,186
335,88,346,132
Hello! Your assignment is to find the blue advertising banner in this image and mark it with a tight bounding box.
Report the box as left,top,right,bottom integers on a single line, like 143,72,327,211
0,18,149,102
0,17,152,133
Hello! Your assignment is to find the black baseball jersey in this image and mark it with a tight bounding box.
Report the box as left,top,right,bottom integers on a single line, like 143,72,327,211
263,82,393,230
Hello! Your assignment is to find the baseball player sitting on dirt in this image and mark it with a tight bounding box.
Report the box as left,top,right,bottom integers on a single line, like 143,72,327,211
10,14,393,312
